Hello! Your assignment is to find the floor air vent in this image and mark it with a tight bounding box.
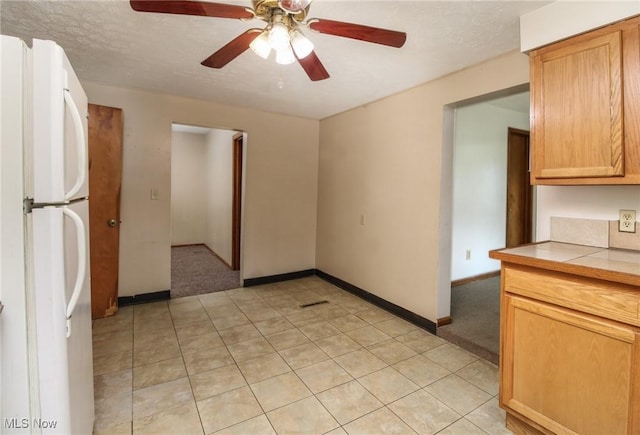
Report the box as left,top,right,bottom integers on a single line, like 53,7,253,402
299,300,329,308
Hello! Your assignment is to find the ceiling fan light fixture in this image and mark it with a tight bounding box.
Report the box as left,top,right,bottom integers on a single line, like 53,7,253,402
275,45,296,65
268,22,290,51
250,30,271,59
290,29,313,59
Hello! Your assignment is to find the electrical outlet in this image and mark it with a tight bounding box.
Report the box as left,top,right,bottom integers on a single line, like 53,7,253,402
465,250,471,260
619,209,636,233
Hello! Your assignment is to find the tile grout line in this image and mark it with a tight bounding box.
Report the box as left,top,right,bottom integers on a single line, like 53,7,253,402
171,298,208,435
216,293,279,434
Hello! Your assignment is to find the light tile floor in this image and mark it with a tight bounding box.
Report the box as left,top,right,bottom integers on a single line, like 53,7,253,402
92,276,512,434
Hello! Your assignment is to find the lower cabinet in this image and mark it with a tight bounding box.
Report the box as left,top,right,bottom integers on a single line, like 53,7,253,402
500,265,640,434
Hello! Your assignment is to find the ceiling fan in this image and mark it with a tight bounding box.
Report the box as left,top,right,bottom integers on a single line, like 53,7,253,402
130,0,407,81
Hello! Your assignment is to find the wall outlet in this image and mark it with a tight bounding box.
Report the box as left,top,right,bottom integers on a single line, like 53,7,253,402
465,249,471,260
619,209,636,233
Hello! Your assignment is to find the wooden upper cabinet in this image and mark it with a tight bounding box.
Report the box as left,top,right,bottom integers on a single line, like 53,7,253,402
530,15,640,185
532,31,623,179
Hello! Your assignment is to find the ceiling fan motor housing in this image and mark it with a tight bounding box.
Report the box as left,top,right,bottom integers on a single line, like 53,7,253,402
253,0,308,22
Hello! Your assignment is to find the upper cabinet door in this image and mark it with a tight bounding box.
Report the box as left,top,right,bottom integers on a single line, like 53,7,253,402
531,30,624,180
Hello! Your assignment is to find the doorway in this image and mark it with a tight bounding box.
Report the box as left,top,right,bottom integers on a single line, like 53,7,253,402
440,88,531,362
170,124,244,297
450,91,531,283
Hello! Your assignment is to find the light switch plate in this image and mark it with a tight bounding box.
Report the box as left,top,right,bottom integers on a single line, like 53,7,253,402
619,209,636,233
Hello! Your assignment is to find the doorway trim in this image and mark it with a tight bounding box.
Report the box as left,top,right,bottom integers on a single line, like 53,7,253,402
232,133,243,271
506,127,532,248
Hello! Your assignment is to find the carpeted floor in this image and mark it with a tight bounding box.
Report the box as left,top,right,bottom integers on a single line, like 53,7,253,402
436,276,500,364
171,244,241,298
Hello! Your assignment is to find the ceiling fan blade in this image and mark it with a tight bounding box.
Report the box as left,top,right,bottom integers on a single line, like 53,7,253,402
296,51,329,81
201,29,261,68
309,19,406,48
130,0,253,19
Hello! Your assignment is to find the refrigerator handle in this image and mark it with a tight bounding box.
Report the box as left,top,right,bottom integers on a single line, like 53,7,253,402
63,87,87,201
62,206,87,338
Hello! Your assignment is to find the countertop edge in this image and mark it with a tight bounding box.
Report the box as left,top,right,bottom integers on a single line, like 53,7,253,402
489,245,640,288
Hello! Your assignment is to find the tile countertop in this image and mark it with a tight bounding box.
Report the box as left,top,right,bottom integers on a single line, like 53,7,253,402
489,241,640,288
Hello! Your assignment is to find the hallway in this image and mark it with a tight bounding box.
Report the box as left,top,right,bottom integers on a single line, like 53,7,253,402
171,245,240,298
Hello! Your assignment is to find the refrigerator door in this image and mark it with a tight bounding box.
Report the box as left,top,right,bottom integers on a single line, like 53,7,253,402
32,39,88,204
62,200,94,435
0,35,35,431
32,200,94,434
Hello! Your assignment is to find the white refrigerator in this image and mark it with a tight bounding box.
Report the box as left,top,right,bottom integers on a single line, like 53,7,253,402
1,35,94,434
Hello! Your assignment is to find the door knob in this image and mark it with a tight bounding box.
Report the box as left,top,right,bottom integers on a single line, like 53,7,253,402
107,219,118,227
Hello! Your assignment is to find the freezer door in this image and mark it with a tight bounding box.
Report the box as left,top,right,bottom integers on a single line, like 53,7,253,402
0,35,34,431
32,201,94,434
32,39,89,204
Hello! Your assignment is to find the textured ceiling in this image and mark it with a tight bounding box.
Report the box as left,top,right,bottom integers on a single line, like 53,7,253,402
0,0,550,119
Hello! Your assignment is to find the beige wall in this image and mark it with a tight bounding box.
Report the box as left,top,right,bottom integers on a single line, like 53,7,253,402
316,50,530,322
204,128,235,265
170,131,207,245
84,82,319,297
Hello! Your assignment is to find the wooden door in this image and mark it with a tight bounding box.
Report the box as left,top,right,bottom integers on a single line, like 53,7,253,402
530,29,624,180
231,133,243,270
88,104,123,319
506,128,532,248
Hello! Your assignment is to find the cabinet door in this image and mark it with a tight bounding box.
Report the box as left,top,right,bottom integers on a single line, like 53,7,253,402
531,30,623,180
501,294,640,434
622,21,640,183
